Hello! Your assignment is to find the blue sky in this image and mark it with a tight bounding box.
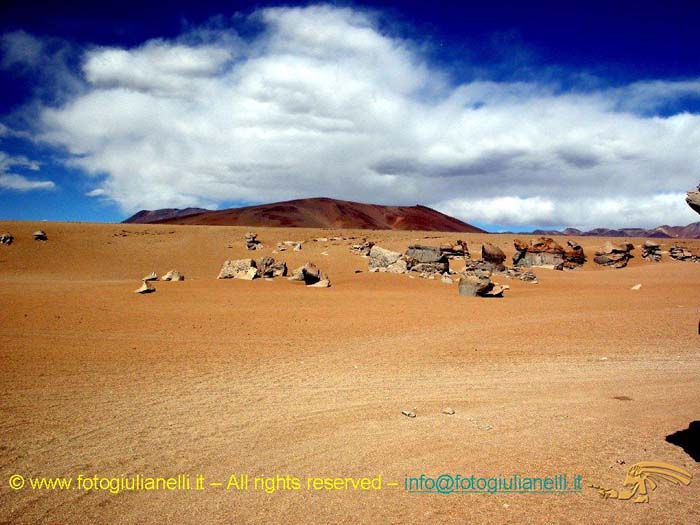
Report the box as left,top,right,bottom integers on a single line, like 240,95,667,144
1,0,700,229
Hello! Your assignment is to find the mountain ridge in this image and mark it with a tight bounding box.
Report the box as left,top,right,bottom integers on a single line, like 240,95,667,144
123,197,486,233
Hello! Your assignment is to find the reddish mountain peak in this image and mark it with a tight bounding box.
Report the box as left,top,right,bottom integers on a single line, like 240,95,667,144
126,197,486,233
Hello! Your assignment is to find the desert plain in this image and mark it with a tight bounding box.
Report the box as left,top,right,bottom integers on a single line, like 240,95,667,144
0,220,699,524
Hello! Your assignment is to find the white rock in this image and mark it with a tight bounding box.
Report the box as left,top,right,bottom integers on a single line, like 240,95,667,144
135,281,155,294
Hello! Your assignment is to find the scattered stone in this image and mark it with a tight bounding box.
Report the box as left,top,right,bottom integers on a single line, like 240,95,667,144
135,281,155,294
594,241,634,268
441,273,453,284
513,237,585,270
257,256,287,278
218,259,258,279
631,283,642,290
401,410,416,418
244,232,263,250
162,270,184,281
276,241,303,252
308,279,331,288
481,243,506,271
0,232,13,245
313,237,329,242
669,243,699,262
350,239,375,256
142,271,158,281
505,267,538,283
354,270,363,274
641,240,662,262
33,230,47,241
442,407,455,415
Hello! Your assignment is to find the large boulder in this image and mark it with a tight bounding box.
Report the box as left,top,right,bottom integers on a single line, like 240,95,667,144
405,245,443,263
440,240,469,259
0,232,13,245
257,256,287,278
512,237,585,270
481,243,506,271
594,242,634,268
405,245,449,275
368,245,406,273
458,274,493,296
288,262,327,285
33,230,47,241
458,259,508,297
218,259,259,279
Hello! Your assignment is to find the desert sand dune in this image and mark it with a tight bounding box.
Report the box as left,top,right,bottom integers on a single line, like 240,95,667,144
1,221,699,523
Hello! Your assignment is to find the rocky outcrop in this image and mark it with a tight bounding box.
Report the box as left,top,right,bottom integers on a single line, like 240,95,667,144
405,245,449,275
641,241,662,262
512,237,585,270
0,233,13,245
33,230,47,241
669,243,699,262
245,232,263,250
218,259,258,279
257,256,287,278
350,239,375,256
288,262,330,286
142,271,158,281
481,243,506,271
368,245,407,273
593,241,634,268
440,240,469,259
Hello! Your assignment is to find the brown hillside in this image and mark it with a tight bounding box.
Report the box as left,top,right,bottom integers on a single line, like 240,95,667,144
146,197,486,232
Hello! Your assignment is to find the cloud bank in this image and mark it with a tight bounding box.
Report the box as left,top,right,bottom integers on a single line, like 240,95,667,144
8,5,700,227
0,151,54,191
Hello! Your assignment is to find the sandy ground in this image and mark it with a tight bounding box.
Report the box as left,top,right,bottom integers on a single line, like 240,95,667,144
0,221,699,524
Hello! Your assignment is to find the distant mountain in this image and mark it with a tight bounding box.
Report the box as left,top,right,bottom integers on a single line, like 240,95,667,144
525,223,700,240
123,197,486,233
123,207,209,224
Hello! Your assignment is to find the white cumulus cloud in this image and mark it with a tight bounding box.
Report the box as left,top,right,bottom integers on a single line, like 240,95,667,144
0,151,55,191
20,4,700,227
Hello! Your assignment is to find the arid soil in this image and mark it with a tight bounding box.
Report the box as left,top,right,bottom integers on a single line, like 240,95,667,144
1,221,699,524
